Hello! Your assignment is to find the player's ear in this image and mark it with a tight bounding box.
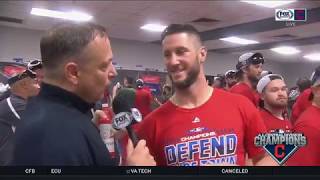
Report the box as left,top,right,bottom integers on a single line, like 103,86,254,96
64,61,79,86
199,46,207,63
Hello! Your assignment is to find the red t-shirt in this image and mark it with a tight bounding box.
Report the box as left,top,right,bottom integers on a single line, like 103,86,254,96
136,89,267,166
229,82,260,107
286,105,320,166
291,88,312,124
259,109,292,132
134,88,153,119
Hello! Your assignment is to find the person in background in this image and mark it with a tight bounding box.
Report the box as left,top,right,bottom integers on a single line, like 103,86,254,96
205,75,213,86
134,79,161,118
0,64,41,165
296,77,312,94
287,87,299,117
123,76,134,88
0,60,42,101
225,70,237,91
287,66,320,166
160,84,173,103
291,77,315,124
257,74,292,132
111,76,135,101
27,59,44,84
212,75,225,89
230,52,264,107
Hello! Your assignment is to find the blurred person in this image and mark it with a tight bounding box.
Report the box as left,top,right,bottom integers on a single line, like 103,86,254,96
230,52,264,106
287,87,299,116
27,59,44,84
287,66,320,165
257,74,292,132
205,75,213,86
291,78,314,124
111,76,134,101
0,60,42,101
0,67,41,165
111,81,122,101
134,24,276,166
160,84,173,103
212,76,225,89
291,89,312,124
296,77,312,94
134,79,161,118
11,22,155,166
123,76,134,88
225,70,237,90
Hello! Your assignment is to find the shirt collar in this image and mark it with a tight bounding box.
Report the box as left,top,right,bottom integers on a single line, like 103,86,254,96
39,83,95,113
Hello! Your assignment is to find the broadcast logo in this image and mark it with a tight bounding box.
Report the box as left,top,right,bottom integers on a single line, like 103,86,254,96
275,9,307,21
254,130,307,165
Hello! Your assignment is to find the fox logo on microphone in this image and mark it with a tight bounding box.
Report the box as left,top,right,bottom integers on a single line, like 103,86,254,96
254,130,307,165
112,112,132,130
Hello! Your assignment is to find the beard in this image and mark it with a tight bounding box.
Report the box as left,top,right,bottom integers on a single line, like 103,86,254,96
248,74,260,89
267,98,288,109
169,60,200,90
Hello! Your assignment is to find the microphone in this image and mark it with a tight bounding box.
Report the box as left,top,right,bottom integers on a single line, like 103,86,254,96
112,88,142,147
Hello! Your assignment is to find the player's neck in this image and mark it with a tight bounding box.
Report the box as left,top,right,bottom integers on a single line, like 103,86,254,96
240,76,253,89
264,104,285,120
171,77,213,109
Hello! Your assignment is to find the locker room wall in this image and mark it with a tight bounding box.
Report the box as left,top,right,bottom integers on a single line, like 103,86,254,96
0,25,295,86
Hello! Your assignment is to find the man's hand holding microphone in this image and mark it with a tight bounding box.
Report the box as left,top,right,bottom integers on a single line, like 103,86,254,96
93,88,156,166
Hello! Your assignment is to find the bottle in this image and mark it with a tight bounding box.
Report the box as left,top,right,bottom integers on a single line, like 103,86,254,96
99,103,116,158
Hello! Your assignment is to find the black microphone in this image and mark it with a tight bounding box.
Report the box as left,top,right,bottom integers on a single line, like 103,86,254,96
112,88,142,147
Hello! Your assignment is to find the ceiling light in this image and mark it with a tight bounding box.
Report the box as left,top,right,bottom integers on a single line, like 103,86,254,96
304,53,320,61
31,8,93,22
140,24,167,32
271,46,301,55
241,0,296,8
219,36,259,45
